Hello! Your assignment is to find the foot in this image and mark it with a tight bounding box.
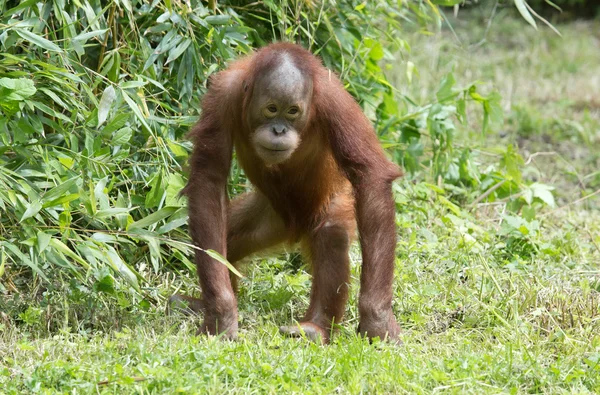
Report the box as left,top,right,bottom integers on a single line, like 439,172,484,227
167,294,238,339
167,294,204,315
358,312,402,344
198,315,238,340
279,322,328,344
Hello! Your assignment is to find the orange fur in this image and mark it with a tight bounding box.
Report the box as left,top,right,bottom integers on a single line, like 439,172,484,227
180,43,402,342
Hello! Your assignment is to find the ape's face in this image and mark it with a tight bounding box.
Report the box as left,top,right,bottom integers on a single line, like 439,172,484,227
247,55,312,166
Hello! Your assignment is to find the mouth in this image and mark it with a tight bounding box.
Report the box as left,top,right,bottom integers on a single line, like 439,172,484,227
260,145,289,152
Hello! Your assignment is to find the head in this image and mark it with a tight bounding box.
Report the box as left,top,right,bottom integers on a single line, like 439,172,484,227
246,52,313,166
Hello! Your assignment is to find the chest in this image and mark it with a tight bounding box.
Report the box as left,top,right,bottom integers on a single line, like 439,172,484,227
236,141,343,228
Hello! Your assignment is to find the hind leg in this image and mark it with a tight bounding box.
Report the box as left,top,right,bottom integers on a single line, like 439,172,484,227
169,192,290,316
279,192,355,343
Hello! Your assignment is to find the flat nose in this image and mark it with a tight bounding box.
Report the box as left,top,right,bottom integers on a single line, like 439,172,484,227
271,125,287,135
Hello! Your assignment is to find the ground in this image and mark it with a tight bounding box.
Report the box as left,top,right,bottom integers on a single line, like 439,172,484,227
1,15,600,394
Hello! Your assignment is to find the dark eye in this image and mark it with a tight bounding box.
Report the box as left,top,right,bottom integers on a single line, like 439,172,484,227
263,105,278,118
288,107,299,115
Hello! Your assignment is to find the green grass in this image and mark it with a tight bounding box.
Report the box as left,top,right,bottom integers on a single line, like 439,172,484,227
2,15,600,394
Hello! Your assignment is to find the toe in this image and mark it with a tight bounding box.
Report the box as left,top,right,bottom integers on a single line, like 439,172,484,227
279,322,327,344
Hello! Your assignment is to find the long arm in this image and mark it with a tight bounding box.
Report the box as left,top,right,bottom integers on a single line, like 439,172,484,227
181,74,238,337
316,73,402,340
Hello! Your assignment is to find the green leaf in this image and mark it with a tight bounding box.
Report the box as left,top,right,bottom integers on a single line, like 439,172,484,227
49,239,91,269
514,0,537,30
20,200,42,222
522,205,536,221
42,177,79,204
0,78,37,101
166,38,192,64
431,0,462,5
438,195,462,216
73,29,108,42
522,188,534,205
167,140,187,157
39,87,69,111
98,86,116,126
503,215,525,231
42,194,80,208
157,211,188,234
205,249,243,278
531,183,556,207
4,0,38,17
128,206,179,230
36,232,51,253
113,127,132,146
15,29,64,53
31,101,72,123
58,157,74,169
3,242,49,281
144,173,164,209
406,61,416,83
95,208,135,219
436,73,456,102
120,81,147,89
102,113,130,135
94,272,116,294
146,235,161,272
456,98,466,123
104,246,140,290
368,42,384,62
205,15,231,25
0,248,5,278
108,51,121,83
122,90,152,134
485,91,503,124
120,0,133,12
165,173,186,207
